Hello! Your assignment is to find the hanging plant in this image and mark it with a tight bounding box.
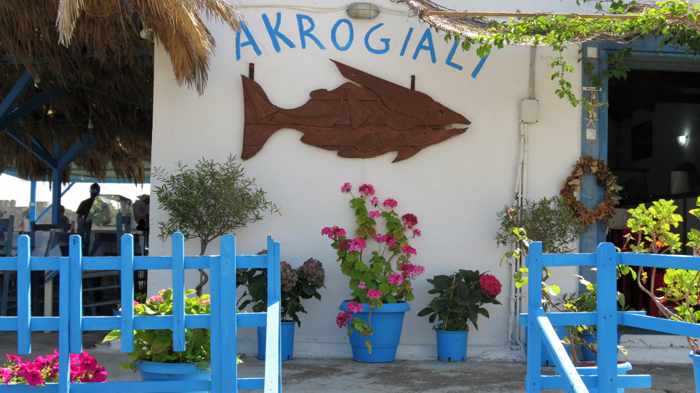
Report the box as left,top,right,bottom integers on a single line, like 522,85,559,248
560,156,622,226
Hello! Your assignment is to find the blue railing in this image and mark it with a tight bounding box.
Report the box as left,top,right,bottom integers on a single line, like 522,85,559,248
522,241,700,392
0,232,282,393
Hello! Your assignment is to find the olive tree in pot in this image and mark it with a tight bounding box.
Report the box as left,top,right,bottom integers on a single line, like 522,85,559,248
237,258,325,361
418,270,502,362
154,156,278,295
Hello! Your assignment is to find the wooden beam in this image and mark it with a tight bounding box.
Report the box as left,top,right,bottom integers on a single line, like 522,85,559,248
422,10,641,20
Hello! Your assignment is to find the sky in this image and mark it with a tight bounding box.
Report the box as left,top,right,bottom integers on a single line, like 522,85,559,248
0,174,150,211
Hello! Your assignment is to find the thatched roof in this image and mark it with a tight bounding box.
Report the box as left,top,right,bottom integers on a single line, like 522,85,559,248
0,0,240,183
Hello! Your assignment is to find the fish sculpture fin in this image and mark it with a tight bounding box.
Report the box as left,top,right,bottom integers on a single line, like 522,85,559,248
241,75,282,160
393,147,422,162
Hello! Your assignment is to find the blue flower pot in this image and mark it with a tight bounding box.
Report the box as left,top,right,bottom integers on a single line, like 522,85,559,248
340,301,409,363
690,352,700,393
436,330,468,362
137,361,209,393
257,321,295,361
575,361,632,393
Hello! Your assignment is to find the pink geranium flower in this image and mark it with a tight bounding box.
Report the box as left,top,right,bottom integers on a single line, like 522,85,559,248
348,237,367,252
401,244,417,256
336,311,352,328
148,294,163,303
370,196,379,206
369,210,381,219
413,228,422,238
388,272,404,286
382,198,398,209
401,263,425,278
401,213,418,228
347,301,363,314
341,182,352,193
358,281,367,289
367,289,382,299
358,184,375,197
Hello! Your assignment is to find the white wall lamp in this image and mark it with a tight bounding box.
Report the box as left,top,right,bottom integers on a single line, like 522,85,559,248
678,130,691,148
346,2,381,20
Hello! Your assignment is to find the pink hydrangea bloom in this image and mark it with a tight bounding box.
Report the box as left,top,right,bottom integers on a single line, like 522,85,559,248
369,210,381,219
336,311,352,328
388,272,404,286
358,281,367,289
382,198,398,209
401,244,417,256
367,289,382,299
341,182,352,193
358,184,375,197
347,301,363,314
480,274,502,297
348,237,367,252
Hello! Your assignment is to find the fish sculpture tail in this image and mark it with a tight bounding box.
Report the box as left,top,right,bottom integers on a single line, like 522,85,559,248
241,75,281,159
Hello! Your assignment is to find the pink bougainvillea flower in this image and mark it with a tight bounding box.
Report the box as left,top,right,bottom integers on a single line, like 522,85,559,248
358,281,367,290
369,210,381,219
401,213,418,228
401,244,417,256
367,289,382,299
348,237,367,252
358,184,375,197
388,272,404,286
479,274,502,298
347,301,363,314
148,294,163,303
5,354,22,364
18,366,44,386
336,311,352,328
413,228,422,238
0,368,13,384
370,196,379,206
382,198,398,209
341,182,352,193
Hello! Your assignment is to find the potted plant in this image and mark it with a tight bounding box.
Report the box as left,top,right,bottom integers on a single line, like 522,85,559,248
623,197,700,392
323,183,425,363
418,270,502,362
1,351,107,386
102,289,214,388
154,156,278,295
238,258,325,361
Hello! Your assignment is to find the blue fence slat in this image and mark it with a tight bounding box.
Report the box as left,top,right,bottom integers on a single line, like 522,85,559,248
71,380,211,393
209,249,223,393
120,234,135,353
540,374,652,390
220,234,237,393
596,243,617,392
237,255,268,269
171,232,186,352
58,239,71,393
541,253,596,267
264,237,282,393
31,258,63,271
619,252,700,270
237,378,264,390
16,235,31,355
237,312,266,328
525,241,543,393
69,235,83,353
538,316,588,393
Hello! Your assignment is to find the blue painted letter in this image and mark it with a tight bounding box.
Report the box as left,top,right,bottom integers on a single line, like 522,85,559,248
364,23,390,55
400,28,415,57
296,14,326,50
263,12,296,53
445,38,463,71
412,29,437,63
331,19,354,51
236,23,262,60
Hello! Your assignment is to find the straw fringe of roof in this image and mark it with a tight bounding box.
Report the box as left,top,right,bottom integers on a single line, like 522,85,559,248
0,0,240,183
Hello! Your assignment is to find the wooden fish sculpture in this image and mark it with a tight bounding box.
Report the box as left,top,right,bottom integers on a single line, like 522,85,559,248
241,60,470,162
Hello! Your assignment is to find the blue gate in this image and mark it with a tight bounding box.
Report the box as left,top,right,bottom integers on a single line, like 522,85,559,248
0,232,282,393
524,241,700,392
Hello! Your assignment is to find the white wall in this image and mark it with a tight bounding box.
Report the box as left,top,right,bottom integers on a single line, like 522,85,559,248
149,0,582,359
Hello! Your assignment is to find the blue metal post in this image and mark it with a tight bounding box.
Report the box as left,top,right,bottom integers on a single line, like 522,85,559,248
526,241,544,393
28,180,36,227
171,232,185,352
120,234,135,353
596,242,618,392
51,169,62,225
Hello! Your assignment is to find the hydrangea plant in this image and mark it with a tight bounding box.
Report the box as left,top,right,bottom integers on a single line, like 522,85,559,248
323,183,425,340
238,258,325,326
0,351,107,386
102,288,213,369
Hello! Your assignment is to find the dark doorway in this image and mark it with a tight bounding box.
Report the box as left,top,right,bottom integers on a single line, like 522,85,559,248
607,69,700,314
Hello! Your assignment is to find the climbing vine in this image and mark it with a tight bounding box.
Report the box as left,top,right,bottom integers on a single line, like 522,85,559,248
412,0,700,107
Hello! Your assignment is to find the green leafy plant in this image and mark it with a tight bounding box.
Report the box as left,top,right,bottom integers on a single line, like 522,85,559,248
238,258,325,326
418,270,502,331
323,183,425,351
624,197,700,353
102,289,213,369
154,156,278,295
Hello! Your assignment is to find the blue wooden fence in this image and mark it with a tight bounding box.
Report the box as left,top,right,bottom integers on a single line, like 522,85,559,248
523,241,700,392
0,232,282,393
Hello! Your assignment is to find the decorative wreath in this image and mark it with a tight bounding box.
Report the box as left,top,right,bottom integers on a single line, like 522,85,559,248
560,156,622,226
